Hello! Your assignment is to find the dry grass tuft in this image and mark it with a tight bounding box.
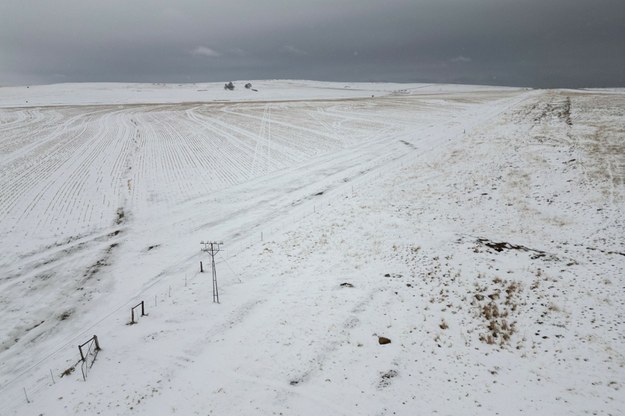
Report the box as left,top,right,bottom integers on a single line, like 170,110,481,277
474,277,521,347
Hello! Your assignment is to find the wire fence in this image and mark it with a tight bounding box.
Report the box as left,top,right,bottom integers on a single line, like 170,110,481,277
0,141,413,414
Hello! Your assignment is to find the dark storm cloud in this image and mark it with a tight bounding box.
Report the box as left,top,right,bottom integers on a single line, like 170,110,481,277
1,0,623,87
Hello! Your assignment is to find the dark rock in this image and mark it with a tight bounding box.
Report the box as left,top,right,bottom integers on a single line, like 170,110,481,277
378,336,391,345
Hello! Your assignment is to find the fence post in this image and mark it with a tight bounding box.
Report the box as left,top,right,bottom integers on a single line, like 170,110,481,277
130,302,147,325
93,335,100,351
200,261,204,272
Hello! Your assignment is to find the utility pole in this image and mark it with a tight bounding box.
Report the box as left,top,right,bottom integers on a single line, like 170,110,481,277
201,241,223,303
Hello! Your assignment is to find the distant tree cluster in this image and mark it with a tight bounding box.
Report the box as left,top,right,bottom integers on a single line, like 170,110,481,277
224,82,255,91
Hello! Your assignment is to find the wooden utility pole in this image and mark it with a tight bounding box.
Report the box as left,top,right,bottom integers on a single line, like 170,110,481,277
201,241,223,303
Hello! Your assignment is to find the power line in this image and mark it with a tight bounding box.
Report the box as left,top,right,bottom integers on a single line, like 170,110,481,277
200,241,223,303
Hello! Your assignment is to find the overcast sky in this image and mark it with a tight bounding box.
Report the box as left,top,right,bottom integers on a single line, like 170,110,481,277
1,0,623,87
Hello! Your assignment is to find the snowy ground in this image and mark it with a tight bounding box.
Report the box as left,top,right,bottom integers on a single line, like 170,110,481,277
0,82,623,415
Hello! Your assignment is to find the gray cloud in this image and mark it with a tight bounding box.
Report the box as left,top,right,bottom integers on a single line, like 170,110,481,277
1,0,623,87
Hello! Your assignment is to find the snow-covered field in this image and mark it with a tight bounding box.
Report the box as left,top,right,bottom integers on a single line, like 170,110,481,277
0,81,623,415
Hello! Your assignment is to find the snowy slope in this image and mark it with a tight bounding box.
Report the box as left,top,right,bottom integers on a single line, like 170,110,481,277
0,82,623,415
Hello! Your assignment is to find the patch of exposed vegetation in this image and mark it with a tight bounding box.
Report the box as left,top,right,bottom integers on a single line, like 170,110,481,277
60,365,75,378
473,277,522,347
115,207,125,225
59,310,73,321
475,238,559,261
379,369,398,388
